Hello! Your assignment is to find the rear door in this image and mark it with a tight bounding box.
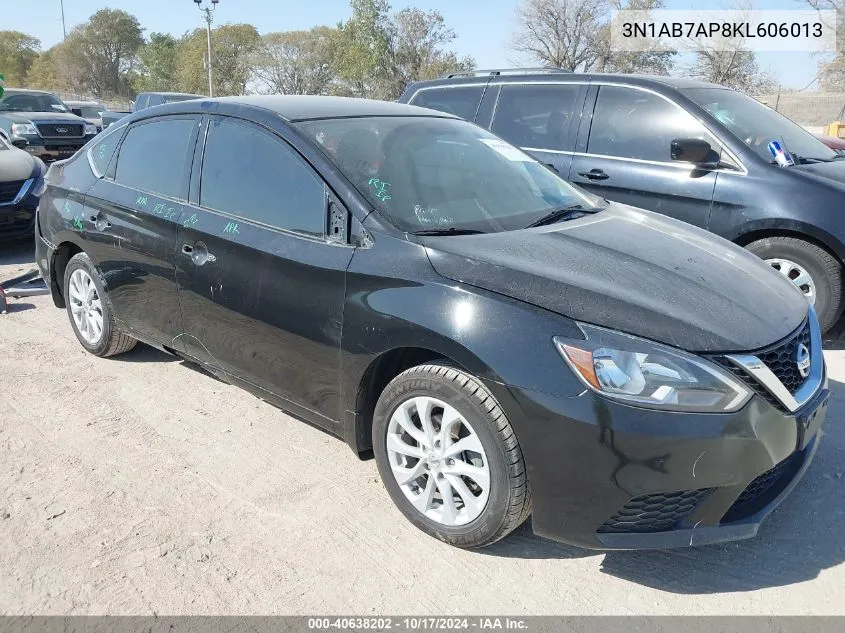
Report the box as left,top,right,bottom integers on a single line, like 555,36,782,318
569,85,720,229
175,115,354,423
83,115,200,346
487,82,587,178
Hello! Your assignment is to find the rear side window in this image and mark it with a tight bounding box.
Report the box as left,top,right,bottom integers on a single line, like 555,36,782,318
410,86,484,121
114,118,196,200
200,117,325,237
588,86,718,162
87,126,123,177
491,84,581,151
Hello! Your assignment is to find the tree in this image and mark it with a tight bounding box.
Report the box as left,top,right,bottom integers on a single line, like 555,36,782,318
804,0,845,90
135,33,179,93
252,27,337,95
512,0,673,74
175,24,260,96
333,0,474,100
54,9,145,98
25,49,60,91
0,31,40,87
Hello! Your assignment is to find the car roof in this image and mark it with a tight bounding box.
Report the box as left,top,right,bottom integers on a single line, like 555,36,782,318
213,95,459,121
139,91,203,98
64,100,103,106
2,88,59,96
405,72,727,94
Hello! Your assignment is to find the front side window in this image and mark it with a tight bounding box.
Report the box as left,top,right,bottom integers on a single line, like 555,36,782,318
491,84,581,151
114,118,197,199
410,87,485,121
297,116,598,234
685,87,839,164
588,86,719,162
200,117,325,237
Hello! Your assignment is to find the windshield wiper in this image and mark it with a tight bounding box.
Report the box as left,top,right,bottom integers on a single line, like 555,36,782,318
526,204,601,228
410,227,486,236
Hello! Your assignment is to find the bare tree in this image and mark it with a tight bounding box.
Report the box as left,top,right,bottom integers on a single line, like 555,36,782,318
252,28,336,95
512,0,674,74
805,0,845,90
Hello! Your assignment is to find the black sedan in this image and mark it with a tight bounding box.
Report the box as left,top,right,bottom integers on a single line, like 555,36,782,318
0,131,44,240
34,96,827,549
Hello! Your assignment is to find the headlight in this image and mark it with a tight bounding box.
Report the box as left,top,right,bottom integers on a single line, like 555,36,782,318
554,324,752,413
84,123,98,135
11,123,38,136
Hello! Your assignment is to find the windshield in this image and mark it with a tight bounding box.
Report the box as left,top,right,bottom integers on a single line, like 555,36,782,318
0,92,69,113
686,88,837,163
296,116,598,233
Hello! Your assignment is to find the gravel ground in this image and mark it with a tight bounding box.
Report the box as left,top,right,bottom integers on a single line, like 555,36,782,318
1,239,844,615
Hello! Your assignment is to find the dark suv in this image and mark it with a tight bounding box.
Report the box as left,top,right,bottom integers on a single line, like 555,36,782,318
0,89,98,162
400,70,845,331
35,96,827,550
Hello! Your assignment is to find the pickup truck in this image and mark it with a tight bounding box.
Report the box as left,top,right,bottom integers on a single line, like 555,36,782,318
100,91,202,129
0,89,97,162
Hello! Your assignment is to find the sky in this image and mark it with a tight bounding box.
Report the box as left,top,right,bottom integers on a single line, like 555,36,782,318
0,0,829,90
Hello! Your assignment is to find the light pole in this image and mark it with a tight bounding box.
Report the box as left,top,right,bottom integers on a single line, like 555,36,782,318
193,0,219,97
60,0,67,39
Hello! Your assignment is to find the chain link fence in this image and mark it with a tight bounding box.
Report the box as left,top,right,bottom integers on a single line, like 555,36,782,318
753,92,845,134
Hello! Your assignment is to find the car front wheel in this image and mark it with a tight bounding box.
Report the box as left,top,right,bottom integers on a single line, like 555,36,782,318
373,363,531,548
64,252,137,357
746,237,843,332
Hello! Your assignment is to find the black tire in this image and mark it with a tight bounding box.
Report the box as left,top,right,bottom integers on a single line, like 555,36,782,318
63,252,137,357
745,237,843,332
373,363,531,548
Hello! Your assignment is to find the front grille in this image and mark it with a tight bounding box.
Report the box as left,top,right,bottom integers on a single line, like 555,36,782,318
712,319,812,412
35,123,84,138
0,209,35,236
598,488,713,534
0,180,25,205
722,452,801,522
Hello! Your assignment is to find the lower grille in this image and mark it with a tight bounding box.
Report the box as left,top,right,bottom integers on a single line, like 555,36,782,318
0,180,25,205
722,453,802,522
35,123,84,138
598,488,713,534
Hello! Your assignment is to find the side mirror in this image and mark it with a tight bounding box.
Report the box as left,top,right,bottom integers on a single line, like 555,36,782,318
671,138,719,168
71,108,83,117
12,138,27,149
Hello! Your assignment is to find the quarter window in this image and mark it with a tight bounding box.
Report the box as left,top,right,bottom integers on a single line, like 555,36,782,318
410,86,485,121
491,84,581,151
588,86,719,162
87,126,123,176
114,118,197,199
200,117,325,237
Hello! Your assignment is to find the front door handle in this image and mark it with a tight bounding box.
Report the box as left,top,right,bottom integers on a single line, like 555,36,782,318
576,169,609,181
182,242,216,266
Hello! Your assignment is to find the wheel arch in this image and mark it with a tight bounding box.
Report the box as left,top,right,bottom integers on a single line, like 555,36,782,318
50,240,85,308
732,222,845,265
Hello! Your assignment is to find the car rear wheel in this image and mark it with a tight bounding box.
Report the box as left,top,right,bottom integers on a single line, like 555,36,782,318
746,237,843,332
64,252,137,357
373,363,531,548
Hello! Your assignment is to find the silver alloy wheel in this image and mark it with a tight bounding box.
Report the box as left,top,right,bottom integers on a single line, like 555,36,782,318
386,396,490,526
765,258,816,305
68,268,104,345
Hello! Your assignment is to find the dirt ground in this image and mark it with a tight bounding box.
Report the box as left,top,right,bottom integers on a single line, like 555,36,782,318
1,239,844,616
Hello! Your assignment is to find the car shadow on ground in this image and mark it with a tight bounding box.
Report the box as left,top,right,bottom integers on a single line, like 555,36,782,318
482,376,845,593
0,239,34,267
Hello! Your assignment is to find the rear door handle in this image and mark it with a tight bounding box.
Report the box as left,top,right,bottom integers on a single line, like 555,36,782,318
90,213,111,230
577,169,609,181
182,242,216,266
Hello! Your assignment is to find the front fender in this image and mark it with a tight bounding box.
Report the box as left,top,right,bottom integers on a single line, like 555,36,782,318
731,218,845,264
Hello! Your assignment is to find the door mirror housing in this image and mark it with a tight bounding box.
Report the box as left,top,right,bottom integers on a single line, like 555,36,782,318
671,138,719,169
71,108,83,117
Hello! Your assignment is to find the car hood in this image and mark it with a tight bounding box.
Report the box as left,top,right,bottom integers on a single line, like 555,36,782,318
792,159,845,185
0,148,37,181
2,111,84,123
421,204,807,353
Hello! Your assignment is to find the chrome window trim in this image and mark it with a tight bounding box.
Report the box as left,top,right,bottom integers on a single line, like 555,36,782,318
726,307,824,413
521,147,744,173
0,178,34,207
407,83,491,105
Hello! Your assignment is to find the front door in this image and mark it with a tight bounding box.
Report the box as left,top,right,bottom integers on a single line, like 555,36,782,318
83,115,200,345
175,115,354,423
570,85,720,229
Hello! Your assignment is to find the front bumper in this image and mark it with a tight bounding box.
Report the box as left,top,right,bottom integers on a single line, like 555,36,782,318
18,135,95,162
487,373,828,550
0,186,38,241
